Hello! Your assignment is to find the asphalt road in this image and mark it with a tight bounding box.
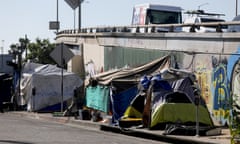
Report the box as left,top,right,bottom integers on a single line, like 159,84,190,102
0,113,169,144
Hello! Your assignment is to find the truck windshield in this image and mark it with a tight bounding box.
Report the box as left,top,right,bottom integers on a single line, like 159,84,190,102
147,10,182,24
200,18,225,23
200,18,227,29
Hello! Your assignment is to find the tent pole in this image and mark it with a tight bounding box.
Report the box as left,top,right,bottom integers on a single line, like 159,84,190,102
194,85,200,137
196,101,200,137
148,84,153,129
61,42,64,113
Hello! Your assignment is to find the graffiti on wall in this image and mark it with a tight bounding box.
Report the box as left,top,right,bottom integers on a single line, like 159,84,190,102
227,48,240,113
195,71,211,106
211,59,230,124
194,48,240,125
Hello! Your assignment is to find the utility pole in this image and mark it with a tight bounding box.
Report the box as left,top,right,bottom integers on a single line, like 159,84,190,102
25,35,28,59
17,42,25,108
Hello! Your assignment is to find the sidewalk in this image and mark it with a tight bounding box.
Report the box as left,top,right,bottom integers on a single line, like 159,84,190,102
9,111,231,144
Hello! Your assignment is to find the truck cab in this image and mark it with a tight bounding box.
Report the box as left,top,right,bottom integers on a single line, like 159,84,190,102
131,3,183,32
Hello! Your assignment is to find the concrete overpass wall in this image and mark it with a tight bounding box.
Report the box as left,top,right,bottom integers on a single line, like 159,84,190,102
93,33,240,53
57,32,240,54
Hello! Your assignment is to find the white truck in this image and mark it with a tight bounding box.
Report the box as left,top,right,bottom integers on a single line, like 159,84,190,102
182,10,227,32
131,3,183,32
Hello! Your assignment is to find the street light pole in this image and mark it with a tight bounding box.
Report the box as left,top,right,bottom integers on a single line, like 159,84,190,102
57,0,59,33
236,0,238,16
78,0,83,30
1,40,4,69
198,3,208,10
49,0,60,33
65,0,85,30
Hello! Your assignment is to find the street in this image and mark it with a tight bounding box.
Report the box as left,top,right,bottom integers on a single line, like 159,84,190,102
0,113,169,144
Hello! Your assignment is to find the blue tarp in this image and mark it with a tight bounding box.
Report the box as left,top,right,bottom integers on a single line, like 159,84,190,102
111,86,138,122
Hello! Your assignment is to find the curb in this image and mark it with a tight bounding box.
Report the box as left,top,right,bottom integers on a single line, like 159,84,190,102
9,111,230,144
99,125,224,144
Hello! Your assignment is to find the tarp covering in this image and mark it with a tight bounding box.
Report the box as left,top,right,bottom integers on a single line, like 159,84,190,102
86,85,109,112
89,55,171,86
0,73,12,103
0,73,12,111
20,62,83,112
111,86,138,121
85,55,171,122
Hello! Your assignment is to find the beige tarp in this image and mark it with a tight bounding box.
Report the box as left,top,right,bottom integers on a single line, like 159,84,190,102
88,55,171,86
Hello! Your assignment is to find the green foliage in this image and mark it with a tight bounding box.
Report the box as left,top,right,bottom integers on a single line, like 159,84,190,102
226,94,240,144
229,115,240,144
10,37,57,65
26,38,56,65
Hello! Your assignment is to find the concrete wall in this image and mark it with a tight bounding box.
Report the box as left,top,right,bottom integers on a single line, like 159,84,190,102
83,43,104,74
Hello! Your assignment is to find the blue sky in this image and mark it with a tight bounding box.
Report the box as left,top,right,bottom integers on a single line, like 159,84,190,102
0,0,237,53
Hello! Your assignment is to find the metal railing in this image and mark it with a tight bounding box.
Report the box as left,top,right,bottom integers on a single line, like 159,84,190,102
57,21,240,35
